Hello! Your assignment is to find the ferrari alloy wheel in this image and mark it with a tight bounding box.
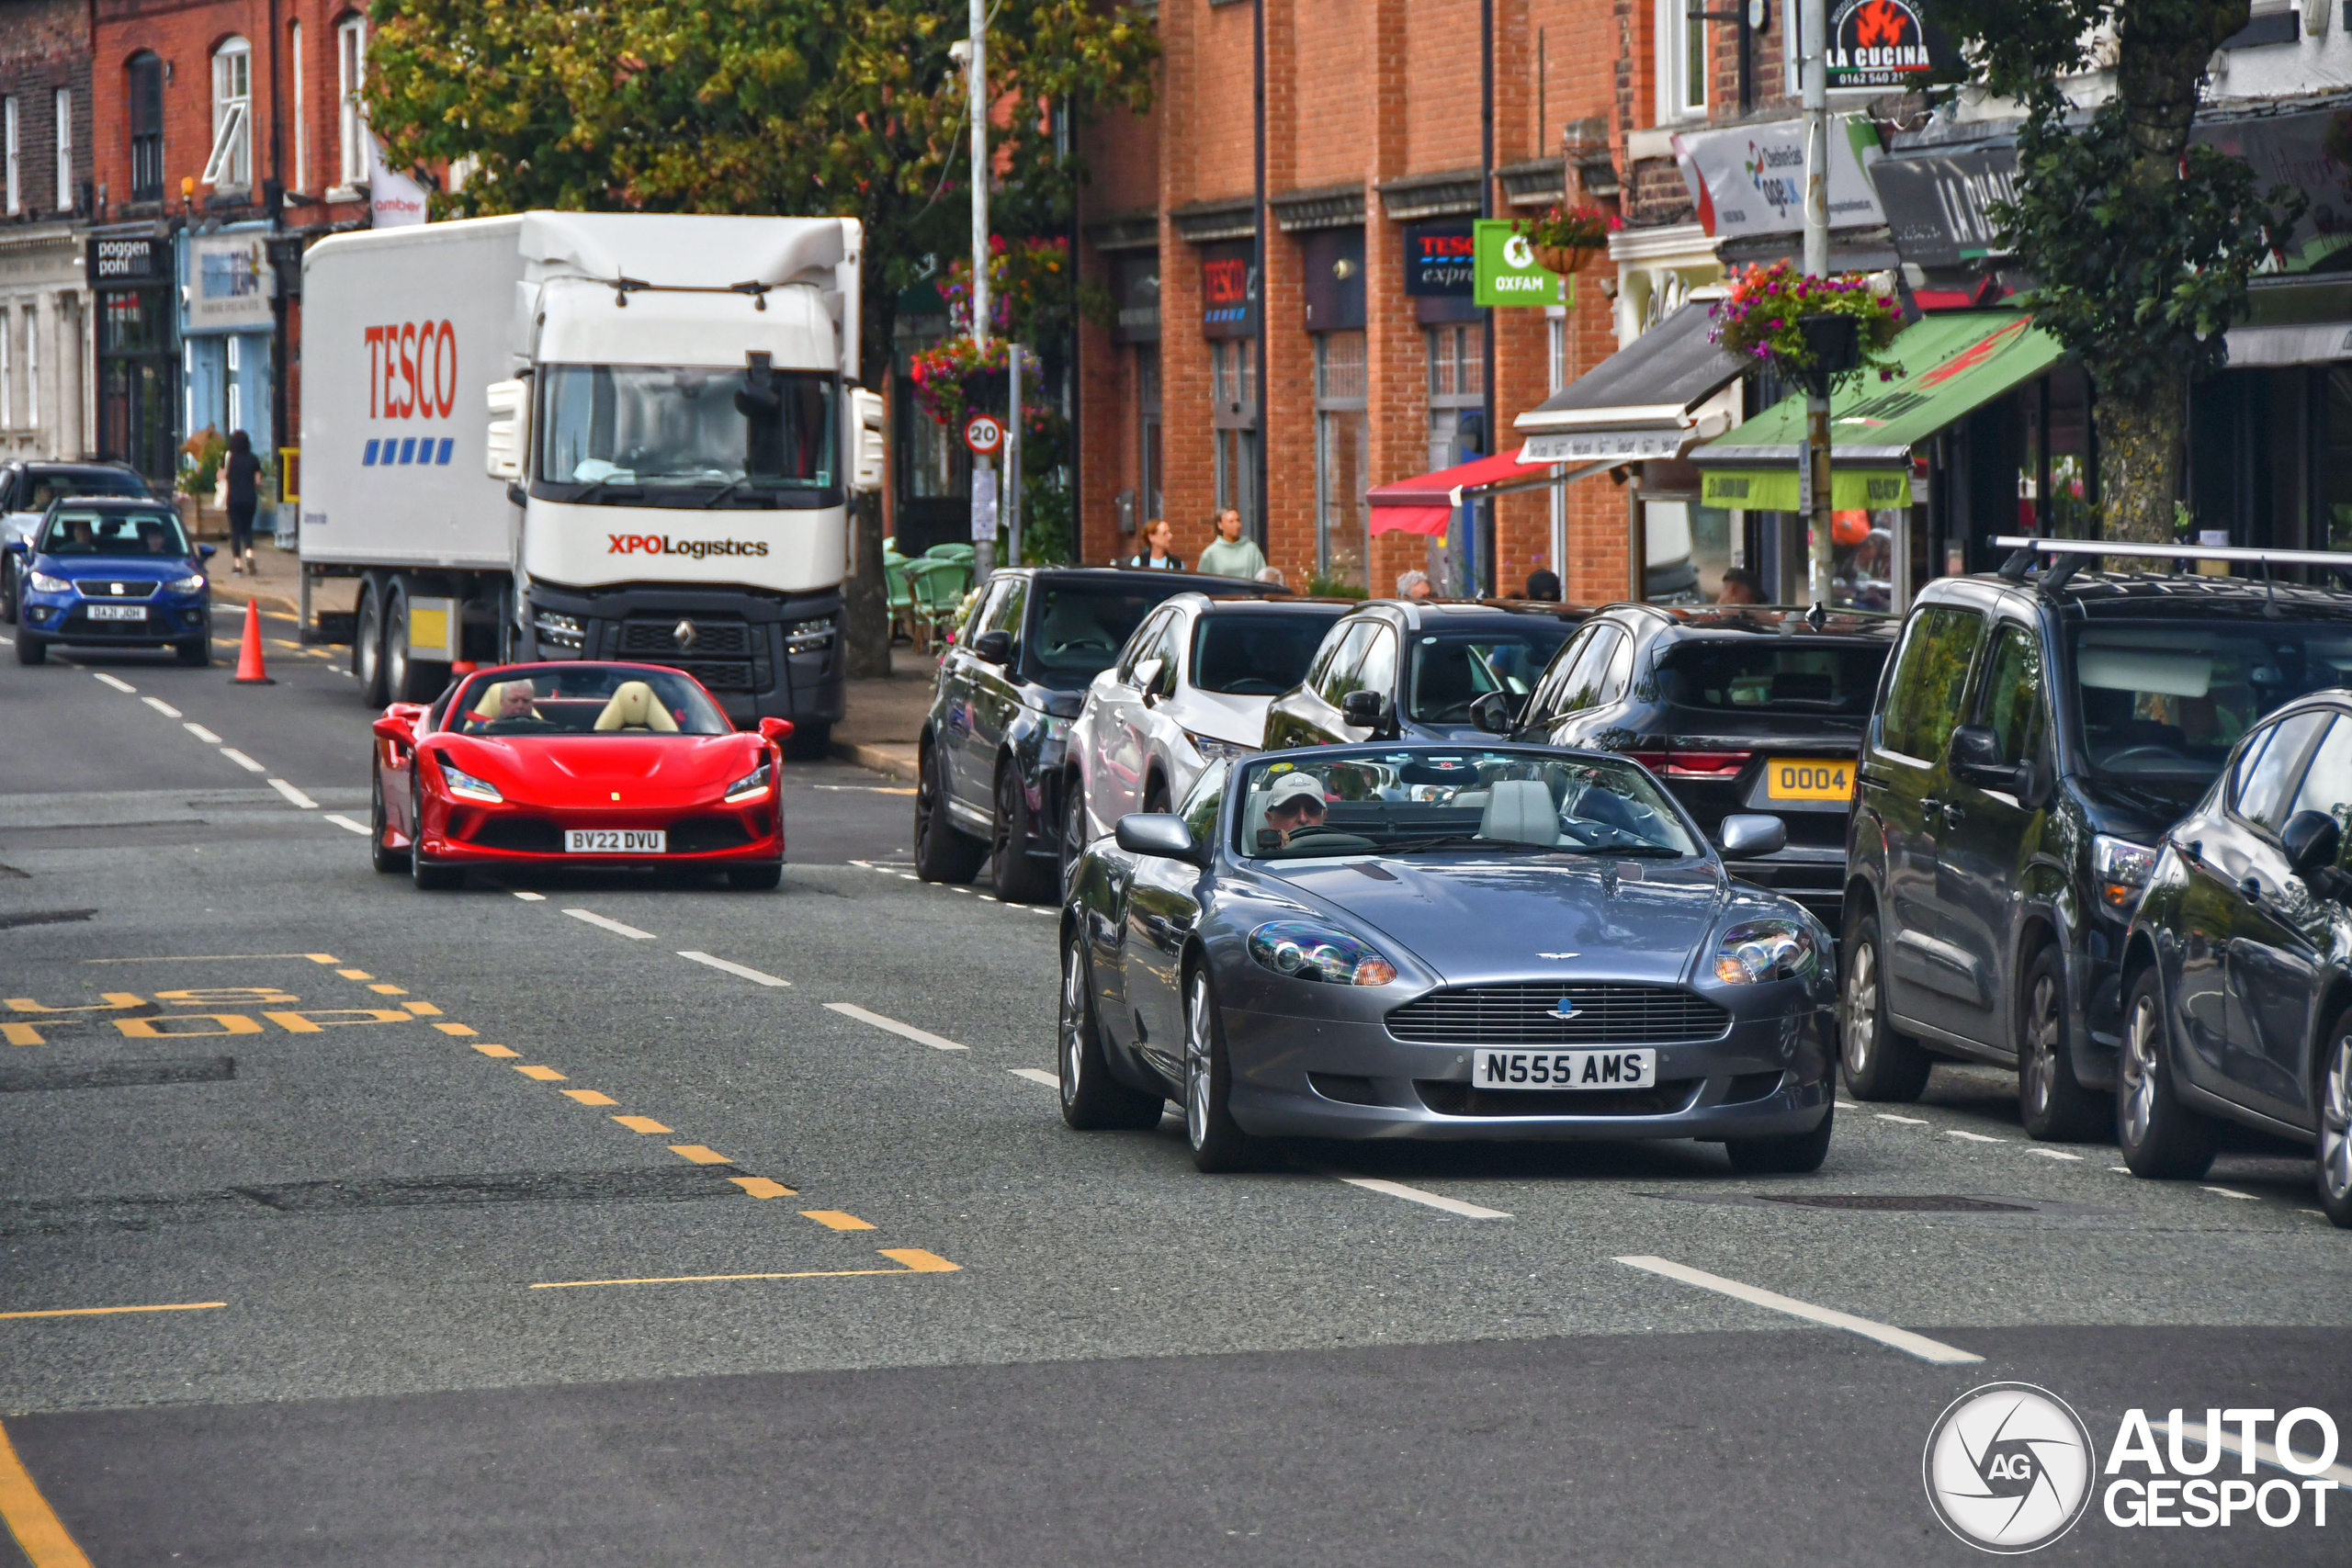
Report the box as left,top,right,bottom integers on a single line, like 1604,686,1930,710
1838,911,1929,1101
2017,945,2102,1142
1182,968,1256,1172
409,771,463,891
990,765,1054,905
1057,931,1161,1131
2315,1020,2352,1228
2116,969,2214,1179
1724,1102,1835,1175
368,763,408,874
913,740,984,884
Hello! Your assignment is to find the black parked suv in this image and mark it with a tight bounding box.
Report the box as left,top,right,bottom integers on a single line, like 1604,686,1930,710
1,460,153,625
1841,561,2352,1140
1260,599,1583,750
1504,604,1896,931
915,567,1283,902
2118,688,2352,1223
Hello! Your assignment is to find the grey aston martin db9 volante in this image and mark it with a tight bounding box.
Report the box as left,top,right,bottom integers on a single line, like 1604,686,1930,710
1057,742,1838,1172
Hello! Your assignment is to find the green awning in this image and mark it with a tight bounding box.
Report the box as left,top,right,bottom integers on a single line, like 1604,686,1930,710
1691,309,2065,508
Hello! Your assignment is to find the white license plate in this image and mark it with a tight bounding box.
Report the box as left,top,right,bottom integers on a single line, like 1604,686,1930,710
85,604,145,621
565,829,665,853
1472,1047,1657,1090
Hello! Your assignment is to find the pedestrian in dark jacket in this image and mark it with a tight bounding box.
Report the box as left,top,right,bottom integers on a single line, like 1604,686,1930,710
223,430,264,577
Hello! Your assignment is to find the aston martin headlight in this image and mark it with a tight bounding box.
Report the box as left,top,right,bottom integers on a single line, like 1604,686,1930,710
2093,833,2157,910
1712,919,1817,985
166,573,206,594
1247,920,1397,987
437,759,503,804
1184,730,1251,763
27,570,67,593
724,761,775,803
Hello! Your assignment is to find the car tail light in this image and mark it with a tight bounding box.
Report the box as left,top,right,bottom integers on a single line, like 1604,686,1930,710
1663,750,1752,779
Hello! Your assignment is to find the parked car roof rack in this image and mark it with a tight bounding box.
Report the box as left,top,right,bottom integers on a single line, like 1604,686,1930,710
1992,535,2352,595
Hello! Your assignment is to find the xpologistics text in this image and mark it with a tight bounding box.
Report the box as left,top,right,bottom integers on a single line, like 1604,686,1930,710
606,536,771,559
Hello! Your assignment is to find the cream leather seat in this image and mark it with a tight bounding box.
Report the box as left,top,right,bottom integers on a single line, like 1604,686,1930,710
1478,779,1559,846
593,681,679,732
471,682,512,722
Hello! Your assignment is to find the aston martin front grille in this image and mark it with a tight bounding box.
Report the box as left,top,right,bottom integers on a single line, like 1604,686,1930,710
1385,983,1731,1045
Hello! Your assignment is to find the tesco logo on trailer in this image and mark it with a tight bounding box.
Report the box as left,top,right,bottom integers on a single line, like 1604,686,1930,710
367,321,458,420
362,321,458,469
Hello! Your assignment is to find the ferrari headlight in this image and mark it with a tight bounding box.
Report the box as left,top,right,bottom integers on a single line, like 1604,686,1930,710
1712,919,1817,985
1184,730,1251,763
2093,833,2157,910
166,573,206,595
27,570,67,593
437,759,503,804
724,761,774,803
1247,919,1397,987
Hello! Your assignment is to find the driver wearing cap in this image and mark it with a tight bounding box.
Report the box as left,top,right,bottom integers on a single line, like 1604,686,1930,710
1263,771,1329,847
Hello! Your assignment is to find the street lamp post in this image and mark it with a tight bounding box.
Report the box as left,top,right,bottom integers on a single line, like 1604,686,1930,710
1800,0,1833,610
967,0,996,584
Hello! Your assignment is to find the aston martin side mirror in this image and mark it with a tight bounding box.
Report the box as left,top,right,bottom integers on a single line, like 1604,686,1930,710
1114,812,1204,865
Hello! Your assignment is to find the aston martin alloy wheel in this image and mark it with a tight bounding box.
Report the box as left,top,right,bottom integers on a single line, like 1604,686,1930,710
1182,968,1255,1172
2116,969,2214,1179
1057,931,1160,1131
1838,911,1929,1101
2318,1021,2352,1228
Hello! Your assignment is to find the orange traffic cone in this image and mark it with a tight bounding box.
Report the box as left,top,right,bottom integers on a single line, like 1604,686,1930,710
231,599,274,684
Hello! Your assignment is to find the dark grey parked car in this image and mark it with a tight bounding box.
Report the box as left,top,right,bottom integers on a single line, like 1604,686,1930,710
915,566,1283,902
1260,599,1582,750
1057,741,1838,1173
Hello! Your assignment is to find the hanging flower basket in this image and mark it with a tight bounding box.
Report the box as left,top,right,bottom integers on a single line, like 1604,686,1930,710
1514,204,1618,277
1709,261,1904,392
907,334,1011,430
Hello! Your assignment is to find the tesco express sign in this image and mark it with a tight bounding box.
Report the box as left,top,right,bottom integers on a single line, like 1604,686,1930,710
366,321,458,420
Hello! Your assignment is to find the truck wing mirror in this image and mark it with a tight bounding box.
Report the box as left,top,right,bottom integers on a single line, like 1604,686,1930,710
485,378,527,481
850,388,887,495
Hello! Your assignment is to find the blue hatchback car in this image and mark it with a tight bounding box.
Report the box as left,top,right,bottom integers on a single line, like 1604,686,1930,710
14,497,214,666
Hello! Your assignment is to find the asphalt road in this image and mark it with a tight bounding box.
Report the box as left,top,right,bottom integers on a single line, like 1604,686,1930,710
1,607,2347,1565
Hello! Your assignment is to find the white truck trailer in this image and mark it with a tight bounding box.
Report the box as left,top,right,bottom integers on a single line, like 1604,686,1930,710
297,210,883,750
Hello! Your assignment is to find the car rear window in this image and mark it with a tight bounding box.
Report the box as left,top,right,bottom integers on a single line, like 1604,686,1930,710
1025,584,1172,686
1191,610,1336,695
1657,639,1888,714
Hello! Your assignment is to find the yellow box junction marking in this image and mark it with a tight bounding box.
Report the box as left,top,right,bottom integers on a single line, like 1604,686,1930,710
0,1414,92,1568
514,1066,566,1082
433,1022,478,1036
116,1014,262,1038
3,1024,43,1047
666,1145,731,1166
401,1001,443,1017
471,1043,521,1058
305,954,338,964
336,969,373,980
529,1251,959,1290
799,1210,876,1232
368,984,406,995
611,1115,672,1134
560,1089,616,1106
262,1010,413,1032
730,1178,797,1199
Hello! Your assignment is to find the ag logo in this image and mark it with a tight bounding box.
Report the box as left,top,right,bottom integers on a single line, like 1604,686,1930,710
1923,1382,2095,1553
1502,233,1535,271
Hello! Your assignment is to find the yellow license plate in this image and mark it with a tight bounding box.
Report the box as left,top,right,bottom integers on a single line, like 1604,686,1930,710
1766,757,1852,802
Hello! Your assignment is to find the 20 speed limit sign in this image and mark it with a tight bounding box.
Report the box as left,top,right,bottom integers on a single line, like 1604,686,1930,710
963,412,1005,457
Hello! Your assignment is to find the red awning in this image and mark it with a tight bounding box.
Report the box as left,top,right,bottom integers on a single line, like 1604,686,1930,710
1367,451,1540,537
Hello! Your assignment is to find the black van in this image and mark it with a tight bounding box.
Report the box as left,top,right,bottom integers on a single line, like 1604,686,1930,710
1842,556,2352,1140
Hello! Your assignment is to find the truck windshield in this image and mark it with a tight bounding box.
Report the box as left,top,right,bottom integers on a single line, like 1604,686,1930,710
2069,620,2352,786
537,365,835,499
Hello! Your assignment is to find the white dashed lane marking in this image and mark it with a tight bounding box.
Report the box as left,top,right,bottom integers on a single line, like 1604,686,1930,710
1007,1067,1058,1088
93,672,136,694
322,814,370,836
1328,1174,1510,1221
1874,1113,1928,1125
675,951,790,987
1615,1255,1984,1366
184,722,221,743
220,748,266,773
267,779,320,809
512,891,546,902
564,908,656,941
142,696,181,717
823,1003,967,1052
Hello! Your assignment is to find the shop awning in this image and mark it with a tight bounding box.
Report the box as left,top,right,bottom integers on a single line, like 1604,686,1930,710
2225,321,2352,367
1690,309,2064,511
1368,450,1536,536
1511,303,1748,463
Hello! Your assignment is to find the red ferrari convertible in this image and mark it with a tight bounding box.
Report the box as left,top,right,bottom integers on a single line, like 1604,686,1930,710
369,662,792,890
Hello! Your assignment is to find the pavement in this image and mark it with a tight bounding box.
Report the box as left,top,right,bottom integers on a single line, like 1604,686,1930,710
0,605,2346,1564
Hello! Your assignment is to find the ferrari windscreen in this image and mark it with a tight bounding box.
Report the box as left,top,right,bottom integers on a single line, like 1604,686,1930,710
1236,750,1700,860
447,666,733,736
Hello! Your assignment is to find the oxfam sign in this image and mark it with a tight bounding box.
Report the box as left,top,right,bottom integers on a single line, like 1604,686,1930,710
1473,220,1566,308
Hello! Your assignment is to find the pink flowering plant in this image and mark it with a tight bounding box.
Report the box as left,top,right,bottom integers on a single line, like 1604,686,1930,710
907,333,1011,431
1710,262,1904,391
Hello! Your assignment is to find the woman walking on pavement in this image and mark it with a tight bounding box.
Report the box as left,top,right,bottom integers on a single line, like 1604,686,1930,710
1124,517,1184,571
1194,507,1266,581
223,430,264,577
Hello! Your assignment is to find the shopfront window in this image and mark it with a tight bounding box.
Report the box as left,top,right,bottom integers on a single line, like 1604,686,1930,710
1213,339,1258,541
1316,331,1368,590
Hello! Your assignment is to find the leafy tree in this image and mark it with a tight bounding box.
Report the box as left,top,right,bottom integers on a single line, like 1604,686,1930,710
1931,0,2303,543
367,0,1159,666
